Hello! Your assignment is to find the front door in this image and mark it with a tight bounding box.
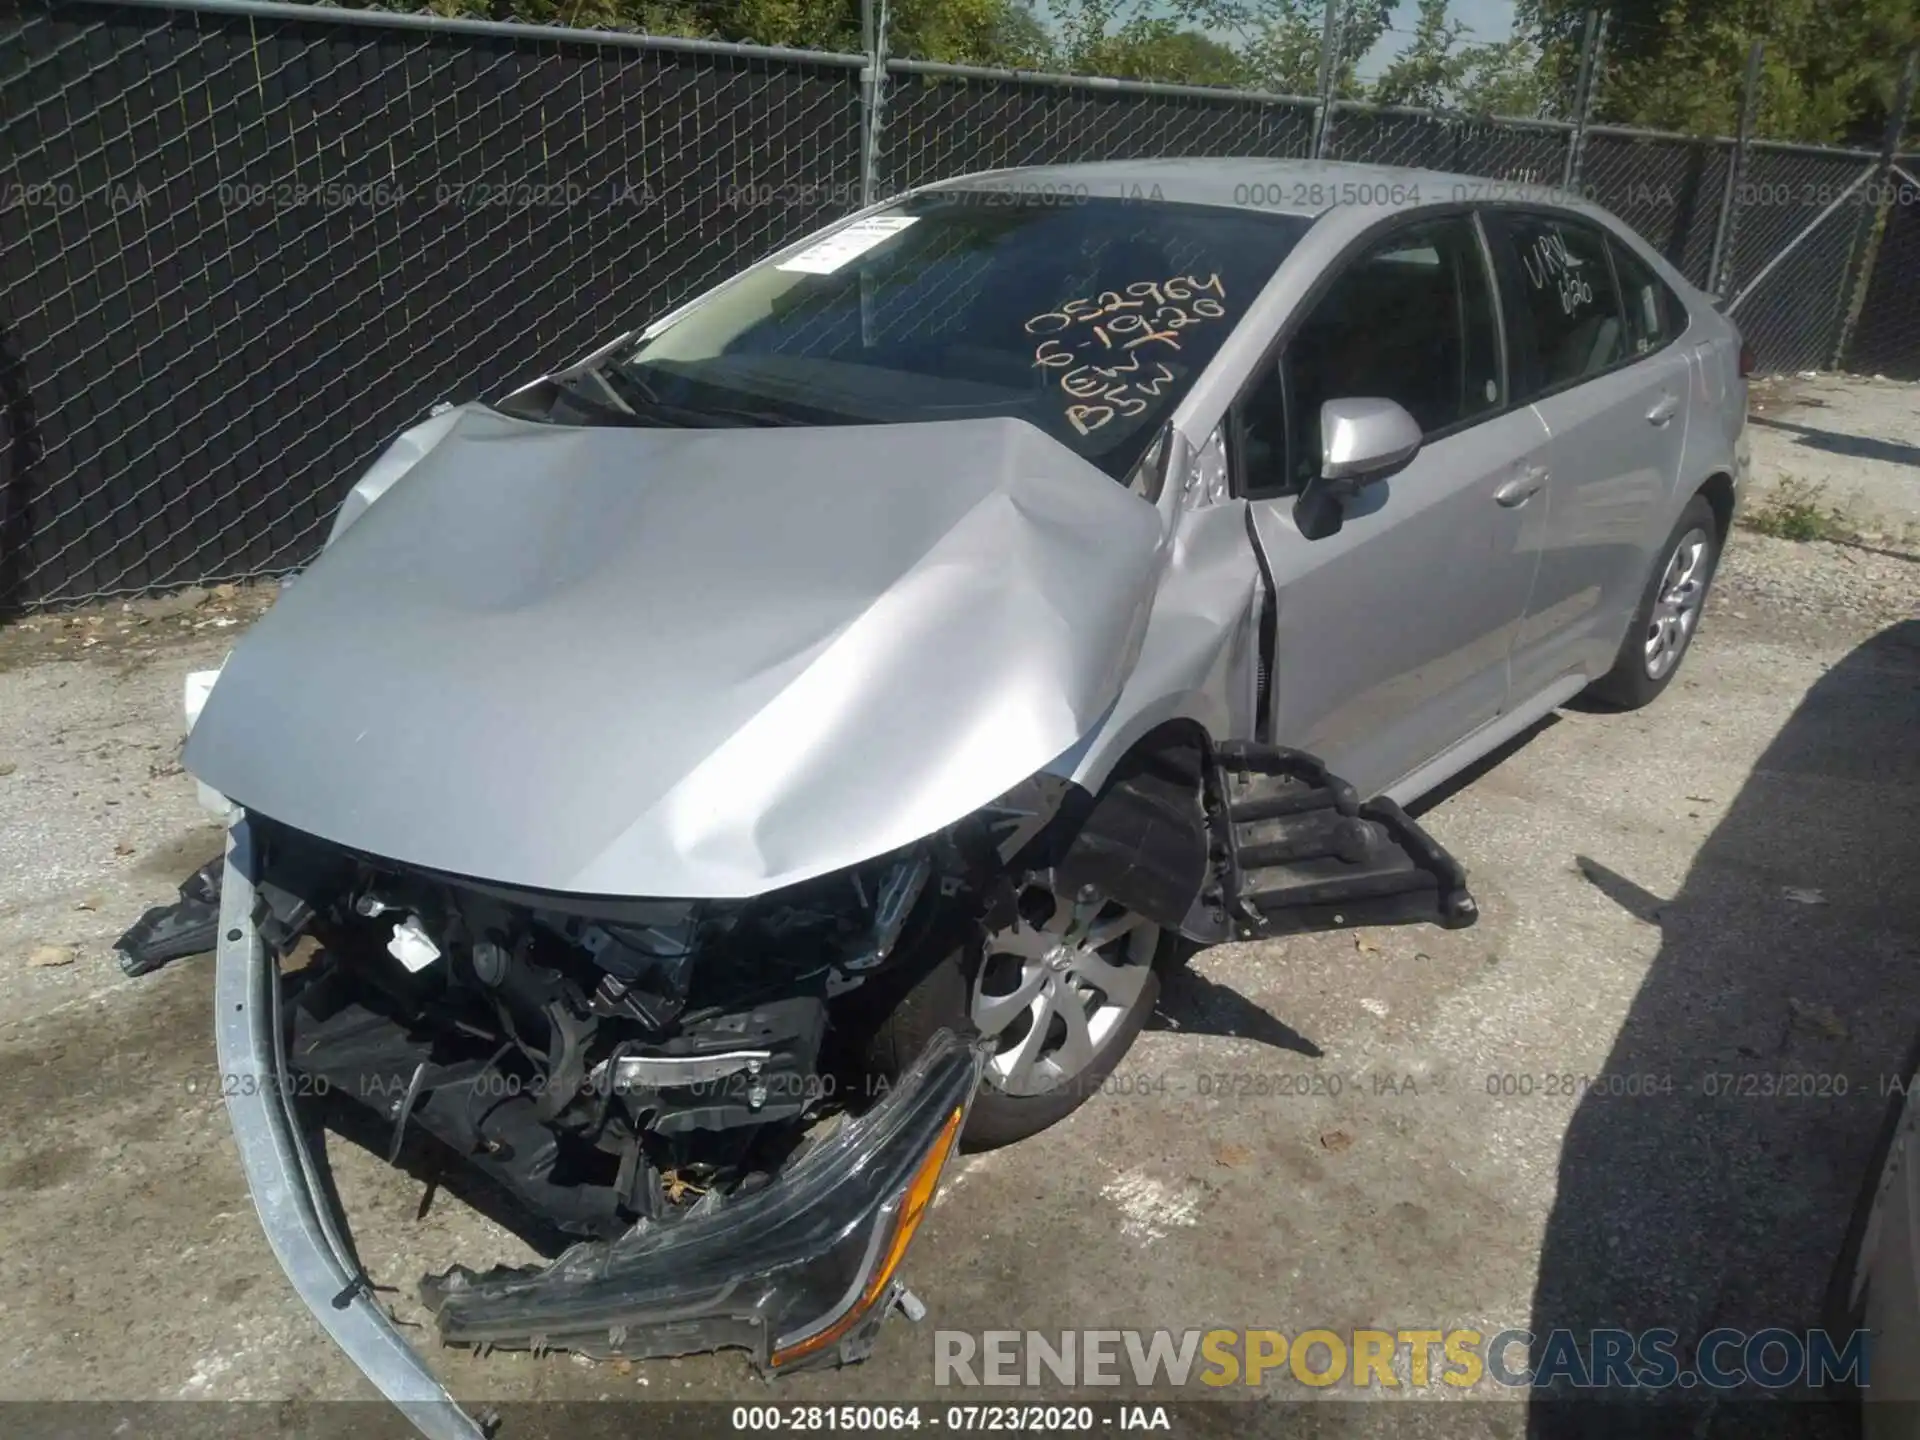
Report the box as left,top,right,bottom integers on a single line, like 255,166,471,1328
1238,212,1552,800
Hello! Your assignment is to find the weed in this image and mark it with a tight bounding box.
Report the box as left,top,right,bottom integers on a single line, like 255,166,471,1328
1741,476,1853,543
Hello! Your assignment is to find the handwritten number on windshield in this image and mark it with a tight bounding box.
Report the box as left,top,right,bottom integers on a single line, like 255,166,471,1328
1024,273,1226,335
1027,275,1226,435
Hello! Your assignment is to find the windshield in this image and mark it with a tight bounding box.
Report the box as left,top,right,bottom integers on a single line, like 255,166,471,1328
596,193,1311,481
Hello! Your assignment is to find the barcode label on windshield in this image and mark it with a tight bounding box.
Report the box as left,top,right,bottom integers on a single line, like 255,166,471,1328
776,216,919,275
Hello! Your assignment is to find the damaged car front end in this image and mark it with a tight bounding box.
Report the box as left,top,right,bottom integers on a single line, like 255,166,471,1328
190,404,1179,1434
188,181,1485,1435
216,818,988,1440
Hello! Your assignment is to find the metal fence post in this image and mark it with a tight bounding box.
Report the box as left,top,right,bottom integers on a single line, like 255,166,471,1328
17,0,1920,607
1831,48,1919,368
1560,9,1606,194
1310,0,1344,160
1707,40,1764,302
858,0,891,205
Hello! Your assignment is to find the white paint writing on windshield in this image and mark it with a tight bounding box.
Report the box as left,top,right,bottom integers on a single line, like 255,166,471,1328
1521,229,1594,317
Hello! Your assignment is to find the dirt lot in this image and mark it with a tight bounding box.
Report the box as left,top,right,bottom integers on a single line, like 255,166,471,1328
1,379,1916,1435
1748,372,1920,541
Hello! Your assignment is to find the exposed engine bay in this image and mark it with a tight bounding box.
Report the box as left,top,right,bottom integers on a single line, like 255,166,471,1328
253,812,1007,1245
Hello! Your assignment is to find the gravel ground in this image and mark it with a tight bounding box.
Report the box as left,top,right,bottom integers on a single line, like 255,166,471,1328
1747,373,1920,540
1717,529,1919,630
0,382,1916,1436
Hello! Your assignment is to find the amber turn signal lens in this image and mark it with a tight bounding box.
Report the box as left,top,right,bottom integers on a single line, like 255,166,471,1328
770,1103,965,1368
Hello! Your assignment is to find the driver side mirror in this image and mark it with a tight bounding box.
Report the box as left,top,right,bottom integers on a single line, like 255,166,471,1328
1293,397,1423,541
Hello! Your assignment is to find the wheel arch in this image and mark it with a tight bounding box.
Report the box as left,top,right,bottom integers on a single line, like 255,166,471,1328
1693,469,1737,541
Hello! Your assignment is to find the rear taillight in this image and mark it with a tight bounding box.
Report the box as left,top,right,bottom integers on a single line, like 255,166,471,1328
1737,337,1755,378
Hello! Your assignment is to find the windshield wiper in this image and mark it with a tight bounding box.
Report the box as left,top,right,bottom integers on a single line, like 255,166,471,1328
549,371,644,423
591,360,812,428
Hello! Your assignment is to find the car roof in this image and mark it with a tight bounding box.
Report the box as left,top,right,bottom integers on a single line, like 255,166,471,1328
925,157,1588,222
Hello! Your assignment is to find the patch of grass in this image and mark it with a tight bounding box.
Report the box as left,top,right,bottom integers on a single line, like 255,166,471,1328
1741,476,1855,543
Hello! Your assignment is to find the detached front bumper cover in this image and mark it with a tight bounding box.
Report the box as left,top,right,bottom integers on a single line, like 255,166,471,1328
216,818,986,1439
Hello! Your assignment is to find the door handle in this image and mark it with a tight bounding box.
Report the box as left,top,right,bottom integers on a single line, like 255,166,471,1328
1646,393,1680,425
1494,465,1547,508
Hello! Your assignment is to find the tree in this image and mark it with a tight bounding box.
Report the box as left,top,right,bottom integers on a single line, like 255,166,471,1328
990,2,1057,67
1371,0,1553,116
413,0,1046,65
1079,22,1250,84
1452,36,1554,117
1044,0,1391,97
1047,0,1251,84
1517,0,1920,144
389,0,1915,141
1227,0,1393,97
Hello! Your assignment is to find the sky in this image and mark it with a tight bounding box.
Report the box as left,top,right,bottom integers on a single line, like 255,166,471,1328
1355,0,1518,79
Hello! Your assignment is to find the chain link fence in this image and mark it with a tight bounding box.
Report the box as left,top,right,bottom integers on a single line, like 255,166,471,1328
1578,130,1731,288
2,0,1917,609
881,64,1317,193
1324,107,1573,186
1718,143,1879,375
1838,157,1920,381
0,0,863,606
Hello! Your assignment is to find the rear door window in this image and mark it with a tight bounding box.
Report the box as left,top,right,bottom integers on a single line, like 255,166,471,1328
1484,211,1628,399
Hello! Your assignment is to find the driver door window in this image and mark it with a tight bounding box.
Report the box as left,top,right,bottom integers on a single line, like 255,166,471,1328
1239,215,1503,496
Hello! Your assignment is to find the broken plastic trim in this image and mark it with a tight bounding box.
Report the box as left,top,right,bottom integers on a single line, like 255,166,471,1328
214,819,490,1440
423,1028,985,1372
116,856,222,977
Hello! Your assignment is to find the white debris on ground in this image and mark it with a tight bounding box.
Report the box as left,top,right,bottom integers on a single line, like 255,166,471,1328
1100,1169,1205,1243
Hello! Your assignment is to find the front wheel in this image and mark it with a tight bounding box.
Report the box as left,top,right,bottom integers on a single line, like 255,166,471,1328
1585,494,1720,710
867,882,1170,1148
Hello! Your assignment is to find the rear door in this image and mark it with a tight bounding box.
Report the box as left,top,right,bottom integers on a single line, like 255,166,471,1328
1483,209,1692,698
1238,212,1552,801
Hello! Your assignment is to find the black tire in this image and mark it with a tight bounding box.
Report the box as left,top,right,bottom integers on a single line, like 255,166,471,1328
868,908,1173,1151
1584,494,1721,710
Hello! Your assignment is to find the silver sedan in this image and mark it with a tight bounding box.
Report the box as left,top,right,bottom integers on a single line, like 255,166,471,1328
182,157,1751,1433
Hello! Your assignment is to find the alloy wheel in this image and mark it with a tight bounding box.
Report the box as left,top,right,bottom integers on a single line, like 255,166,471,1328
1644,525,1712,680
971,891,1159,1098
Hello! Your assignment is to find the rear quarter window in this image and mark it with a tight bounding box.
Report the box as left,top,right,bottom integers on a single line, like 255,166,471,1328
1609,236,1687,356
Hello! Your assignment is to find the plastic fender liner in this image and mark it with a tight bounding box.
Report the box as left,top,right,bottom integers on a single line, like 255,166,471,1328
1209,741,1478,939
1050,732,1211,936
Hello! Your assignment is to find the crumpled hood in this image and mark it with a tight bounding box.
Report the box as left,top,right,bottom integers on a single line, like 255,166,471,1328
186,407,1165,897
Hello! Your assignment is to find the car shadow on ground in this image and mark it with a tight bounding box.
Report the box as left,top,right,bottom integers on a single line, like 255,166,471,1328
1749,414,1920,469
1528,618,1920,1438
1148,963,1322,1056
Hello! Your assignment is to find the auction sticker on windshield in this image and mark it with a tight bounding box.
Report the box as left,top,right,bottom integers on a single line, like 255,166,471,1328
777,215,920,274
